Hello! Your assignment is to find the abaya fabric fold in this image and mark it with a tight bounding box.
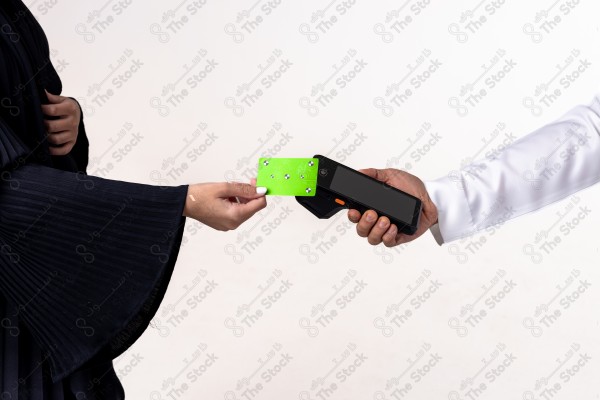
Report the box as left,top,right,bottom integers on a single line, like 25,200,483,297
1,161,187,399
0,1,189,399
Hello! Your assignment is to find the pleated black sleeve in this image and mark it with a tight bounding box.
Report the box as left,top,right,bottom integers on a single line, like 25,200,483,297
0,119,189,383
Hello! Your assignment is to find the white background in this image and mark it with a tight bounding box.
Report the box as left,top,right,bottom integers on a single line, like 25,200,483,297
34,0,600,399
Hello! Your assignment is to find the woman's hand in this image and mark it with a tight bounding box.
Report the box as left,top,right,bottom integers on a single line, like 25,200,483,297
41,90,81,156
183,181,267,231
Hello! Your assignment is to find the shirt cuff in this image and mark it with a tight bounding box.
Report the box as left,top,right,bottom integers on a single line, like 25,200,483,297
424,174,474,245
428,223,444,246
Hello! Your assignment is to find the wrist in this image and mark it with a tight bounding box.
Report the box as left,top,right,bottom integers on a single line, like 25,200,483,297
423,193,442,245
429,198,439,226
183,185,195,217
421,190,439,229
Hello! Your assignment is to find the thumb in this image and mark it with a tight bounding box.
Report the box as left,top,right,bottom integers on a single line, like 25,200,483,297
358,168,393,183
220,182,267,199
44,89,64,104
358,168,376,177
359,168,400,184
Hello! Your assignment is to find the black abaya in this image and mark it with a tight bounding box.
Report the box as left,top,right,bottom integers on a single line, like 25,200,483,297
0,2,188,399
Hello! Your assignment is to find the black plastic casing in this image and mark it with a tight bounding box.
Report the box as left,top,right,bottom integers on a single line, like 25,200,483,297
296,155,422,235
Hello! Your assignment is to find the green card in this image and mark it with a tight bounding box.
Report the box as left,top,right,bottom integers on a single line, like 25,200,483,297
257,158,318,196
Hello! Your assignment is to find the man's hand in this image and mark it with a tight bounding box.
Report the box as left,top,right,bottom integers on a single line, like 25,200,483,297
183,180,268,231
347,168,438,247
41,90,81,156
